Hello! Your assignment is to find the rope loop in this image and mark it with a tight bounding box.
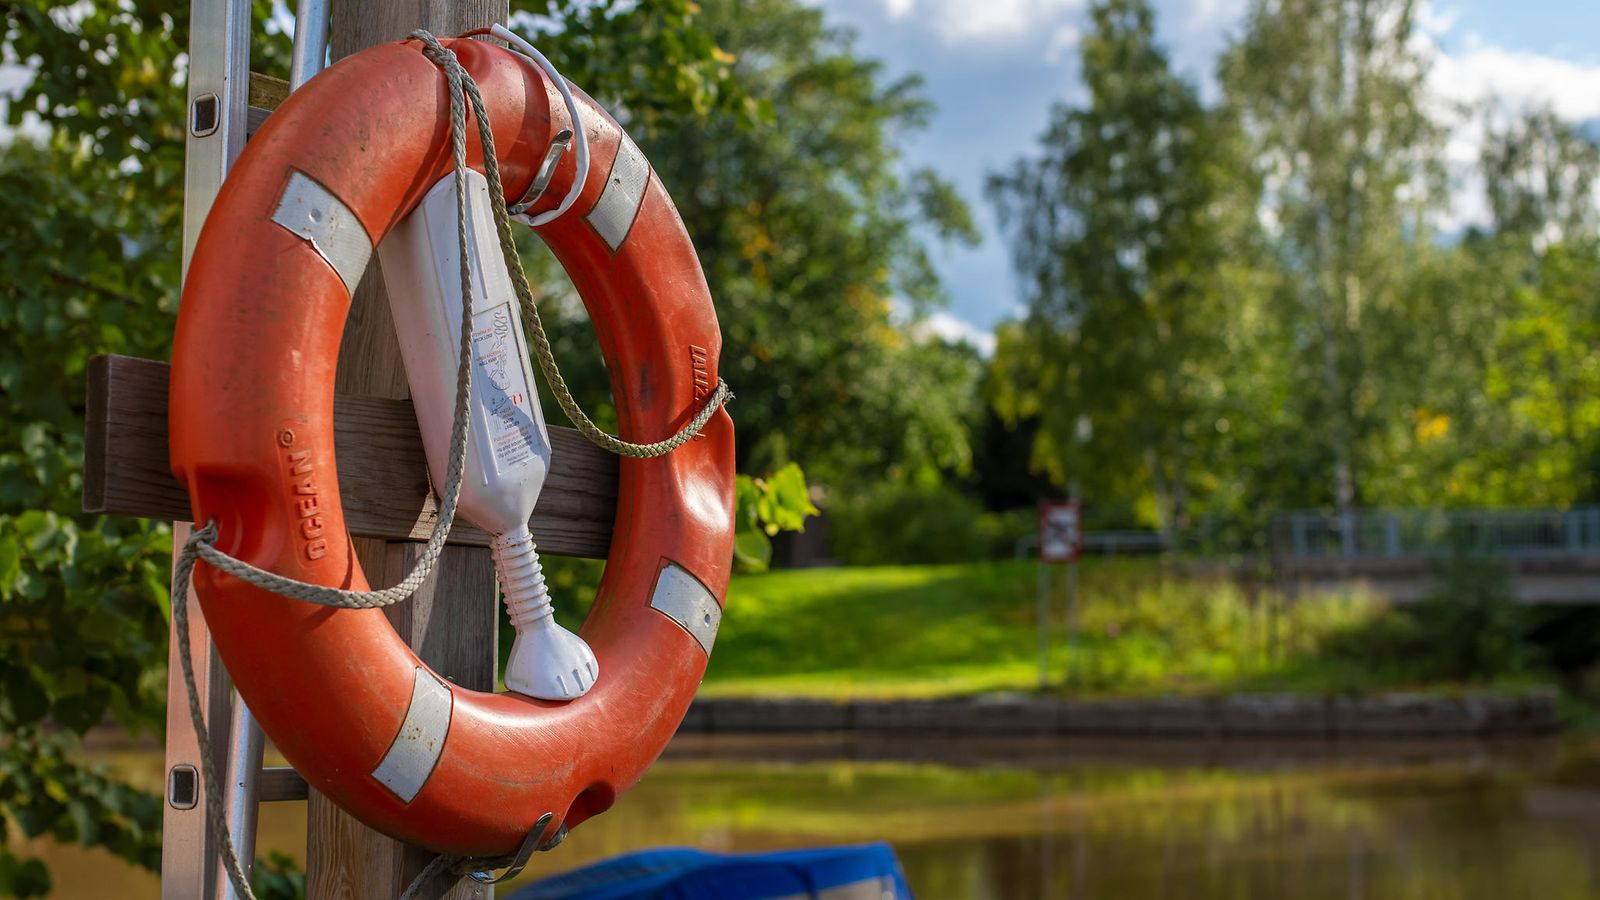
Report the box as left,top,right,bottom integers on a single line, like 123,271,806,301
412,29,733,459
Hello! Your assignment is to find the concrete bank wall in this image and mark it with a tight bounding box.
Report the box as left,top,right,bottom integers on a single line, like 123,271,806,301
680,692,1560,739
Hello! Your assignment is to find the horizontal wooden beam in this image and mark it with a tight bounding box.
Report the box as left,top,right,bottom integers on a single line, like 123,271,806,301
246,71,286,137
83,354,617,558
247,72,289,110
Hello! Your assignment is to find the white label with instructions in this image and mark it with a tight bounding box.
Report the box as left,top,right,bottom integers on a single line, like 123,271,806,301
471,302,540,473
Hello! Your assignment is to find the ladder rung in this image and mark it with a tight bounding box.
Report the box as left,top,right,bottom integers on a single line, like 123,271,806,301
247,106,271,136
258,766,309,802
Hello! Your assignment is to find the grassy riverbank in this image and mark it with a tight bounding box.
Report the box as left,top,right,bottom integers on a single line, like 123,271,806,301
692,559,1561,701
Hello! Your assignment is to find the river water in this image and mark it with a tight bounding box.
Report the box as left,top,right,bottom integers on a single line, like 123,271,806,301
25,733,1600,899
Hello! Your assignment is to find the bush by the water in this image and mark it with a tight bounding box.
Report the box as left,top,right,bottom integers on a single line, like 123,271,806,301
826,482,1033,565
1313,555,1534,686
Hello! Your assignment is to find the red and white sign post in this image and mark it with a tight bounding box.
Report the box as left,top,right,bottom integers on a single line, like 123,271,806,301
1039,501,1083,564
1035,499,1084,689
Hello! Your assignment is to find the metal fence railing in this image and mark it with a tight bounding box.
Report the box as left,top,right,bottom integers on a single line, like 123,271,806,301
1083,531,1168,556
1275,508,1600,559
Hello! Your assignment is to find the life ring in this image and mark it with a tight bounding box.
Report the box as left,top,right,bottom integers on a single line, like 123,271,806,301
168,35,734,857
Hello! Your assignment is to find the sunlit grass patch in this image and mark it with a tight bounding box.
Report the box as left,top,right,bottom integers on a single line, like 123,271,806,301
701,558,1546,699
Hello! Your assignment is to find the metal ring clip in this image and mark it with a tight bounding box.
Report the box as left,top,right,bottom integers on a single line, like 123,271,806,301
467,812,564,884
510,129,573,217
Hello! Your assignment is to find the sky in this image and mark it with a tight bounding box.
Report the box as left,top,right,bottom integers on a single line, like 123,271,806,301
809,0,1600,355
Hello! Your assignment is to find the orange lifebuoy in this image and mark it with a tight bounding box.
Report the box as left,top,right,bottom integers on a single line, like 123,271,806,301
168,35,734,857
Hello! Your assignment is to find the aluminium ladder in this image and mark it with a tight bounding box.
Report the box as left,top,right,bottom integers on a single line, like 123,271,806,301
166,2,327,897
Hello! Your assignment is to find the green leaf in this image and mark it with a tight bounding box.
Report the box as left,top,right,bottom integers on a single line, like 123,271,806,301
0,853,52,899
733,526,773,573
761,462,820,533
52,691,110,734
13,569,47,601
0,668,50,727
0,536,20,599
252,851,307,900
732,465,819,572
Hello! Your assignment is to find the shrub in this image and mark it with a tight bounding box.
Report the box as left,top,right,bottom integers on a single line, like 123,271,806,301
1408,554,1531,680
1315,553,1532,684
827,483,992,565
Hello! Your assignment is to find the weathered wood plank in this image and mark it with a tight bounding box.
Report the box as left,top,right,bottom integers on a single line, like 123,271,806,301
248,72,289,110
83,354,617,558
245,72,285,137
310,7,505,894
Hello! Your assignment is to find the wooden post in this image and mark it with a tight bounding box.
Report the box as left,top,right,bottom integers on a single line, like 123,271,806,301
305,2,507,897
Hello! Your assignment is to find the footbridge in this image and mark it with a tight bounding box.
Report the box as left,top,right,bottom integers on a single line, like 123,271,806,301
1271,508,1600,605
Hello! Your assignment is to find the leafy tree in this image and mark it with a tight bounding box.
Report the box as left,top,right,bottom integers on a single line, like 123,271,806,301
987,0,1245,535
1347,234,1518,507
1482,107,1600,248
1220,0,1445,517
1476,109,1600,504
1485,246,1600,504
528,0,981,490
1386,108,1600,509
1,2,195,889
980,0,1600,549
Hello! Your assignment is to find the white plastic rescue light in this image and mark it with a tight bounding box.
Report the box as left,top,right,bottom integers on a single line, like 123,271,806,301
378,168,598,701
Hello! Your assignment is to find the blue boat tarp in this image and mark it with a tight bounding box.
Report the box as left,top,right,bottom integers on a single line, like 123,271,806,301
508,843,912,900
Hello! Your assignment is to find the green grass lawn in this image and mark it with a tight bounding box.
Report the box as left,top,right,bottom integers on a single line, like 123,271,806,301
696,559,1553,700
703,561,1053,698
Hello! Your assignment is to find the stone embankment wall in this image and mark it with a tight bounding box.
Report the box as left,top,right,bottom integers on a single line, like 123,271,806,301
681,692,1560,739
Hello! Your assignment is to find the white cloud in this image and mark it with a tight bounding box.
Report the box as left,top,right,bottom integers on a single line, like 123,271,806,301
1416,4,1600,231
1044,25,1082,64
862,0,1088,46
919,310,999,356
1430,43,1600,123
1151,0,1250,100
888,299,998,354
1415,2,1460,38
1180,0,1249,34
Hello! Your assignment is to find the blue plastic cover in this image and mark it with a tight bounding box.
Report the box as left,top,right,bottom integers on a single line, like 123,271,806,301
509,843,913,900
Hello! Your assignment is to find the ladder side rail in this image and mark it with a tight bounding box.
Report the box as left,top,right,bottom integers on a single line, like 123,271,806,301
166,1,252,897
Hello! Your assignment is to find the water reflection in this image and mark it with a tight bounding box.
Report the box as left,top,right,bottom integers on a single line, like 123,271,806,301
594,735,1600,900
27,734,1600,899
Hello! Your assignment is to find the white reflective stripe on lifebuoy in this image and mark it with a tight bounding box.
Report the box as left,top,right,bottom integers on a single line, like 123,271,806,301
270,169,373,295
585,133,649,252
371,667,453,803
649,562,720,656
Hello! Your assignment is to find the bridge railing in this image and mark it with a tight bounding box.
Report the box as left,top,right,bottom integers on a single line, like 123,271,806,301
1275,508,1600,560
1084,530,1168,556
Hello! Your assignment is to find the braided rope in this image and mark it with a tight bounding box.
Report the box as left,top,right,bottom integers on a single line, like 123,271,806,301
451,31,733,458
396,851,460,900
170,524,256,897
